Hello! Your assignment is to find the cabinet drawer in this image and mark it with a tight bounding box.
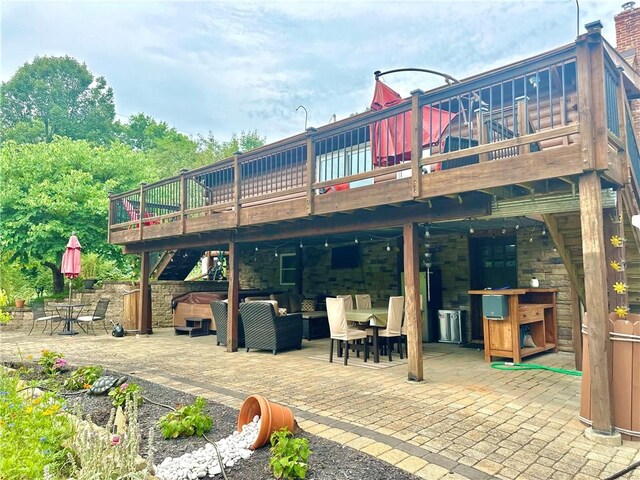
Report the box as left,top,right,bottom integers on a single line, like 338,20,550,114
519,306,543,323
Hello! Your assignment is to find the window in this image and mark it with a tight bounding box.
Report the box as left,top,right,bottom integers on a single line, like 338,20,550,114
280,253,296,285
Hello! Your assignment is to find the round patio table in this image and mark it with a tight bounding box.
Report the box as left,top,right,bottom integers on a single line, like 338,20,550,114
51,303,87,336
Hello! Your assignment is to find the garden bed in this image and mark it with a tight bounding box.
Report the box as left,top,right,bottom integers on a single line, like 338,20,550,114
5,361,418,479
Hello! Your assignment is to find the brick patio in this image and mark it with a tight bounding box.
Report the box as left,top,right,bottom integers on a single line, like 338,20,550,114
2,328,639,479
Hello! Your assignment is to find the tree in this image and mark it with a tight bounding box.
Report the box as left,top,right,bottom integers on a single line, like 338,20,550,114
1,56,115,144
0,138,151,293
116,113,198,178
196,130,266,165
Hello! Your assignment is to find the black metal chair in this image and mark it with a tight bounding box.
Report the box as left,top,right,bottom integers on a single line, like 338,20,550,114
76,299,110,335
210,301,245,347
28,303,62,335
239,302,303,355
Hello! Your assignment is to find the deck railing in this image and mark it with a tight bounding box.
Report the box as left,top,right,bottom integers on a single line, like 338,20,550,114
108,41,635,240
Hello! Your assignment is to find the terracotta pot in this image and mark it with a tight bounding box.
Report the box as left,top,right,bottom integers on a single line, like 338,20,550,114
14,299,25,309
237,394,295,449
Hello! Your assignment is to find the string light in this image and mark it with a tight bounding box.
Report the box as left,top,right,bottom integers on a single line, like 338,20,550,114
299,241,304,248
424,226,431,238
469,226,475,234
515,222,520,230
324,239,329,248
501,227,507,235
386,242,391,252
274,249,279,257
542,227,547,236
255,245,259,251
354,237,359,244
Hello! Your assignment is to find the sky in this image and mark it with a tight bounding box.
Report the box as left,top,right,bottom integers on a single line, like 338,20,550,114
1,0,625,143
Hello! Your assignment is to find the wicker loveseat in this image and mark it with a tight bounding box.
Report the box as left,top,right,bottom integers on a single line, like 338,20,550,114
269,294,330,340
238,302,303,354
210,301,245,347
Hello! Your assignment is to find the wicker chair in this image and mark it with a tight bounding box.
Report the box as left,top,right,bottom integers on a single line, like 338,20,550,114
239,302,303,355
210,301,244,347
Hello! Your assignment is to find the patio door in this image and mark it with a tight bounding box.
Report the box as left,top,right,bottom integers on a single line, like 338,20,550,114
469,236,517,340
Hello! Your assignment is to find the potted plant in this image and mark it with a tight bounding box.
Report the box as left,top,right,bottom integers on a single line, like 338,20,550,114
82,252,100,290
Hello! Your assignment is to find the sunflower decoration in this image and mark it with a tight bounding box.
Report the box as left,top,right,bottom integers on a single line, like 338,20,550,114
610,235,624,248
610,260,623,272
614,305,629,319
613,281,627,294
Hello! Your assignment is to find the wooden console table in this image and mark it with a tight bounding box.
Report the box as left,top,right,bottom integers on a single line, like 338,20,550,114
468,288,558,363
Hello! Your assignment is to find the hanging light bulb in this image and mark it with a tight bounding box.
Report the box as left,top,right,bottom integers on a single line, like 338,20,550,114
299,241,304,248
424,252,432,258
542,227,547,236
469,226,475,234
424,243,431,250
529,237,534,243
324,239,329,248
424,226,431,238
275,249,279,257
354,237,359,244
255,245,259,251
386,242,391,252
501,227,507,234
515,223,520,230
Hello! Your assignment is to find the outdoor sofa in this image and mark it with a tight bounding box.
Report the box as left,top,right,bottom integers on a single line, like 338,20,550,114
238,301,303,354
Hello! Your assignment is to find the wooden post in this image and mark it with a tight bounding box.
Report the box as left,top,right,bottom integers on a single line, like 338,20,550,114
139,182,147,240
139,251,152,334
576,22,608,172
233,152,241,227
579,171,614,434
180,168,188,234
403,222,423,381
227,239,239,352
517,99,530,154
571,284,583,371
411,90,424,198
305,128,316,215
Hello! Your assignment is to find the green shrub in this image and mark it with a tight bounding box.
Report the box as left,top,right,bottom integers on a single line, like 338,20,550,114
64,365,104,391
0,289,12,324
158,397,213,439
269,428,311,479
0,371,75,479
38,350,68,376
108,382,142,407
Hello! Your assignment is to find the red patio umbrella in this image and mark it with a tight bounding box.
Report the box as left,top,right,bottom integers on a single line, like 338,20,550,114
61,232,82,303
370,80,458,167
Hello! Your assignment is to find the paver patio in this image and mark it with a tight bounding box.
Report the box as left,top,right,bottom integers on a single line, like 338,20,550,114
2,329,639,479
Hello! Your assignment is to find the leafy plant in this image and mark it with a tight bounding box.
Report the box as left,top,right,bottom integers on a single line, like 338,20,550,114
81,252,99,279
38,350,68,376
108,382,142,407
0,371,75,479
269,428,311,479
158,397,213,439
63,365,103,391
0,289,12,324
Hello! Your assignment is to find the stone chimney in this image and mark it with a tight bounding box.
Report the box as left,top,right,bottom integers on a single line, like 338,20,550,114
615,2,640,138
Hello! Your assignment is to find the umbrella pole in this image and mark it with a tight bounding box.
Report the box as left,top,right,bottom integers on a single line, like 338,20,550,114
68,279,72,304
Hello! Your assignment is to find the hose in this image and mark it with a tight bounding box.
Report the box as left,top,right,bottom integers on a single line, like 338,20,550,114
490,361,582,377
604,459,640,480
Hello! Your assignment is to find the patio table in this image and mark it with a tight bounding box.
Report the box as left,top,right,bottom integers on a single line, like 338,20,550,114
345,308,388,363
51,303,87,336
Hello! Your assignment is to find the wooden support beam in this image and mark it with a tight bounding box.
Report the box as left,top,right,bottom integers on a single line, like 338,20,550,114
403,223,423,382
227,239,239,352
542,213,585,304
139,251,152,334
295,244,303,296
579,171,614,434
571,284,583,371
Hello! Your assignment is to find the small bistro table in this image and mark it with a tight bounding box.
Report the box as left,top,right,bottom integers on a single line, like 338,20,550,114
345,308,388,363
51,303,87,336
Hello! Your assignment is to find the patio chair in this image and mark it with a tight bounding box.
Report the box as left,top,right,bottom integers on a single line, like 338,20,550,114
367,296,404,361
239,302,303,355
76,299,110,335
210,301,245,348
355,294,371,309
28,303,62,335
336,294,354,310
326,297,368,365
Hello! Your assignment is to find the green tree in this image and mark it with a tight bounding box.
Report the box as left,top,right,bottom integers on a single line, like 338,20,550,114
0,139,150,293
196,130,265,166
117,113,198,177
1,56,115,144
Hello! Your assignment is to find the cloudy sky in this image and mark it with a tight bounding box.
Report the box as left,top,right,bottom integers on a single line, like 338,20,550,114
1,0,623,143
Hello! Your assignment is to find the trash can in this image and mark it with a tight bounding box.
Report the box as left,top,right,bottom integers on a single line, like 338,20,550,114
438,310,465,344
